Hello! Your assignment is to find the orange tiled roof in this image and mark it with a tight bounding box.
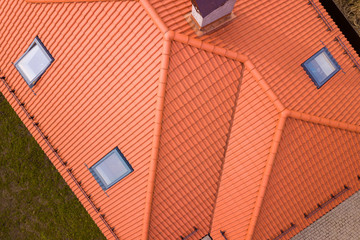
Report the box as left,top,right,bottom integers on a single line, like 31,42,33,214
1,0,360,240
253,117,360,239
0,1,162,239
149,39,244,239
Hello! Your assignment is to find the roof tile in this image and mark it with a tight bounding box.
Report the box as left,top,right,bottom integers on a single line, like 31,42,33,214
210,69,279,240
0,1,162,239
2,0,360,239
149,40,243,239
253,118,360,239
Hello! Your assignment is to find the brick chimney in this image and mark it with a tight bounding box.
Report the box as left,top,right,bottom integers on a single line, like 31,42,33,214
191,0,236,29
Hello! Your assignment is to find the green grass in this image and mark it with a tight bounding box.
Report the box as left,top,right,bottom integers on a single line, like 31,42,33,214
333,0,360,35
0,93,105,240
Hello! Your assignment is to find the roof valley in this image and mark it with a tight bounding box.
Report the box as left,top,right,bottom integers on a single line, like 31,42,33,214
208,62,245,232
148,35,246,239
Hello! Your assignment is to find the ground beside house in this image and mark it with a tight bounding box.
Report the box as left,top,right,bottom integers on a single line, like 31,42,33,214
333,0,360,35
0,94,105,239
292,190,360,239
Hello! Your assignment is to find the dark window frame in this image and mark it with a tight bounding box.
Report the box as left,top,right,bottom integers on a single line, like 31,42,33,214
14,36,54,88
89,147,133,191
301,47,341,88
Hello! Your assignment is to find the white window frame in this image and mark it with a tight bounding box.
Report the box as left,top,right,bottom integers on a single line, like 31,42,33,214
14,36,54,88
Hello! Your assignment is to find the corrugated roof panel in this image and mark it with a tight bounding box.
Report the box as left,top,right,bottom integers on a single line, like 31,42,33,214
148,40,243,240
252,118,360,240
210,69,279,240
0,1,163,239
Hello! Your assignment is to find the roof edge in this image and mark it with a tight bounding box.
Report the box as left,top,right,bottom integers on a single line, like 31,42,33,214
0,71,120,239
244,60,285,113
139,0,169,34
245,109,289,240
141,32,173,240
288,110,360,133
173,32,248,62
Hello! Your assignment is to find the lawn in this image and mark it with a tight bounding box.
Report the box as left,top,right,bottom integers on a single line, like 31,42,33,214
333,0,360,35
0,93,105,240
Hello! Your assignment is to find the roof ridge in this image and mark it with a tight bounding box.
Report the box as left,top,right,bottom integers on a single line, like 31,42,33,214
139,0,168,34
245,109,289,240
288,110,360,133
173,32,248,62
141,31,173,240
244,60,285,113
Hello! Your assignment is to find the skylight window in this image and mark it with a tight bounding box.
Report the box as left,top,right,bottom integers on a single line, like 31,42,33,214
89,147,133,191
301,47,340,88
14,36,54,88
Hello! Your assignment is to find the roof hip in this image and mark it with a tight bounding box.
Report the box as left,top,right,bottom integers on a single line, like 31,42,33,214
141,31,173,240
139,0,169,34
245,110,288,240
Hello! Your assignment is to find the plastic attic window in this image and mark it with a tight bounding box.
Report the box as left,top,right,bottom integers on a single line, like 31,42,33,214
301,47,340,88
89,147,133,191
14,36,54,88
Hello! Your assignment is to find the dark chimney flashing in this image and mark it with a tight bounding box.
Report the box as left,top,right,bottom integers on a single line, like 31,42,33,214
192,0,229,17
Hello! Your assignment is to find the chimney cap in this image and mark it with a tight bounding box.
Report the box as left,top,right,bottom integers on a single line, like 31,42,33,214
192,0,229,17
